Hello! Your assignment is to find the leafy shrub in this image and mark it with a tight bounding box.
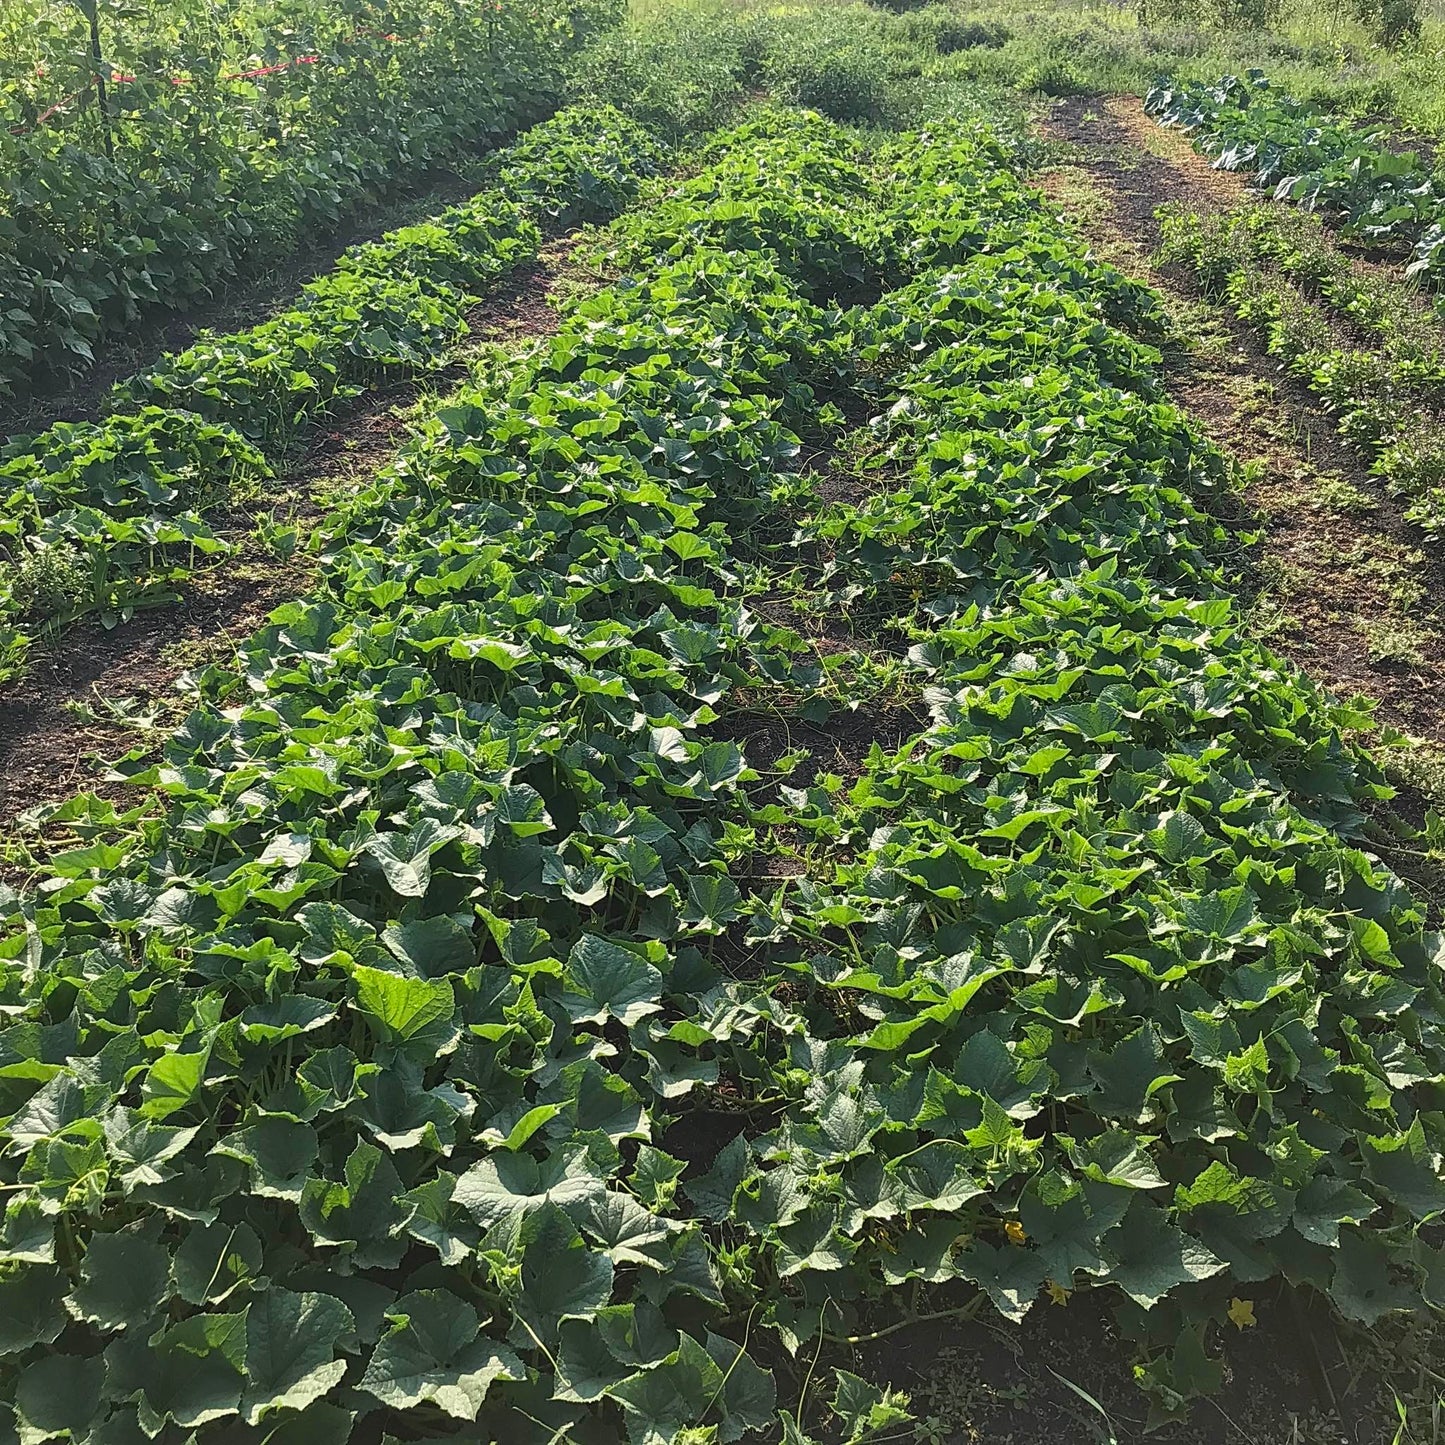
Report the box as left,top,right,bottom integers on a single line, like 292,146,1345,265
490,105,667,228
565,11,748,143
1019,57,1091,96
0,0,612,402
756,14,893,124
901,7,1012,54
1353,0,1423,48
942,17,1012,52
1298,75,1400,115
1207,0,1286,30
777,47,888,123
117,106,663,449
0,104,664,653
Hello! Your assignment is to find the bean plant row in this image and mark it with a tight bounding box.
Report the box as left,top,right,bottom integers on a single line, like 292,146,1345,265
1157,201,1445,533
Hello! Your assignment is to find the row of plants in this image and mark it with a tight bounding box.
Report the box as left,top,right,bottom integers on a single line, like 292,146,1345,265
115,105,666,451
1156,200,1445,531
1145,69,1445,280
0,0,624,403
0,0,1026,414
0,104,666,685
3,0,999,402
2,100,1443,1440
1208,202,1445,353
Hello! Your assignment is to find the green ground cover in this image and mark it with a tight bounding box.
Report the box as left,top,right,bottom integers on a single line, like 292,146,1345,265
3,95,1442,1443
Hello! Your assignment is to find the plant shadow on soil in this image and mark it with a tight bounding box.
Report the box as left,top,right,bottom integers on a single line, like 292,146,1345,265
853,1282,1385,1445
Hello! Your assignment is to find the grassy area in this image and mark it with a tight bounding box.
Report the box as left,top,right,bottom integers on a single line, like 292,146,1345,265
606,0,1445,138
910,0,1445,131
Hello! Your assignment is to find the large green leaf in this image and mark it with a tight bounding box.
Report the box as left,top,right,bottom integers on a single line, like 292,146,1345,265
563,934,663,1027
453,1145,606,1228
242,1288,354,1423
1103,1204,1225,1307
351,966,456,1044
517,1203,616,1344
15,1353,106,1445
360,1289,524,1421
69,1228,170,1331
1359,1120,1445,1222
172,1221,263,1305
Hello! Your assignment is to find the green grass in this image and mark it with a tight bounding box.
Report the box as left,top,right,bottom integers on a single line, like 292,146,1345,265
607,0,1445,144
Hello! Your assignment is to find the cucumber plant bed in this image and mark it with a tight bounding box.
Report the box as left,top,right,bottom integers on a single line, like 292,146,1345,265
8,104,1445,1445
0,228,591,838
1039,96,1445,773
0,106,664,690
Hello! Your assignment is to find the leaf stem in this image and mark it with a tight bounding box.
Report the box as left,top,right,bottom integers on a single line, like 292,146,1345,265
824,1295,985,1347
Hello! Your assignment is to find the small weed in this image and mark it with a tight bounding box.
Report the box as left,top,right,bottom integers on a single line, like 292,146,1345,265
1380,733,1445,811
60,690,169,736
1237,457,1269,489
912,1348,989,1440
1040,164,1111,235
1233,376,1278,417
0,624,31,687
1252,555,1303,599
6,540,90,621
1358,616,1431,668
253,512,302,563
158,636,220,672
1245,597,1301,646
1349,541,1430,615
1311,476,1375,515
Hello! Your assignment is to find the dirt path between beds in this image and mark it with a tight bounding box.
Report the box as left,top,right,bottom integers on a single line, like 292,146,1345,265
1038,95,1445,766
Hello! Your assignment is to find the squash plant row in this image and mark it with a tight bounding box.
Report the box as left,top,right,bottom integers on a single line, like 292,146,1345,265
0,105,665,689
2,103,1443,1443
1156,201,1445,532
1146,70,1445,281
